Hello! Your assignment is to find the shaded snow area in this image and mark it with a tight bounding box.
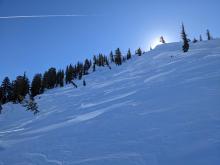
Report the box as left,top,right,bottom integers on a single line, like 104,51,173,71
1,40,220,165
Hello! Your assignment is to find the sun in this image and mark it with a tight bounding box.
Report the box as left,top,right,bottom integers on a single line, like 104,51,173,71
149,35,171,49
150,37,162,49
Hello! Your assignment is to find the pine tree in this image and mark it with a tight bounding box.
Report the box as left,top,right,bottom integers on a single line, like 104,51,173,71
23,72,30,96
11,81,17,103
115,48,122,65
12,75,29,102
65,66,69,84
105,56,110,66
83,79,86,86
31,74,42,97
89,60,92,68
181,23,189,53
127,49,132,60
47,68,56,89
160,36,166,43
66,64,74,83
78,71,83,80
122,56,126,62
136,48,142,56
92,63,96,72
83,59,90,75
42,71,49,90
193,38,198,43
97,54,105,66
73,65,77,79
56,70,64,87
93,55,97,65
75,62,83,79
0,103,2,114
26,98,39,115
206,29,212,40
1,77,12,104
61,70,64,87
11,76,29,103
110,51,114,62
199,35,203,41
0,87,3,104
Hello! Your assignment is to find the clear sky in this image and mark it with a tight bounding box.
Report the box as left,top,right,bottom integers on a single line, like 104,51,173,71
0,0,219,81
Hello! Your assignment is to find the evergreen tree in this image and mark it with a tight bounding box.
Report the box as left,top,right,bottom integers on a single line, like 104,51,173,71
75,62,84,79
105,56,110,66
193,38,198,43
101,54,105,66
200,35,203,41
42,71,49,90
93,55,97,65
110,51,114,62
78,71,83,80
122,56,126,62
12,75,29,102
206,29,212,40
127,49,132,60
23,72,30,96
10,81,17,103
65,66,69,84
68,64,74,81
31,74,42,97
115,48,122,65
97,54,101,66
136,48,142,56
97,54,105,66
83,59,90,75
181,23,189,53
65,65,71,84
93,63,96,72
89,60,92,68
0,87,3,104
1,77,12,104
73,65,77,79
61,70,64,87
0,103,2,114
56,70,64,87
19,75,28,100
47,67,56,89
83,79,86,86
160,36,166,43
26,98,39,115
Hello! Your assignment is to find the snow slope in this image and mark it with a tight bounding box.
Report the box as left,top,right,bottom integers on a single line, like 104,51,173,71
0,40,220,165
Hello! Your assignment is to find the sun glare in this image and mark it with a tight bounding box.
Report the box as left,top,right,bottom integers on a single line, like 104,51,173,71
150,35,172,49
151,37,162,49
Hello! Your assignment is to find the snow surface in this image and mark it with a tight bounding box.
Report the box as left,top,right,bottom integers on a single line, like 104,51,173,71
0,40,220,165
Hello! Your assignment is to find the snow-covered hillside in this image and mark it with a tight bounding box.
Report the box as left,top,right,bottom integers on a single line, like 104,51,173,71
1,40,220,165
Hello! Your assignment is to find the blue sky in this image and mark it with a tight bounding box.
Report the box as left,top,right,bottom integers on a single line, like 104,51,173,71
0,0,219,81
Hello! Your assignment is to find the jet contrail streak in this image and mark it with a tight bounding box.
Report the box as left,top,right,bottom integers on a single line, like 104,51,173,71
0,14,88,19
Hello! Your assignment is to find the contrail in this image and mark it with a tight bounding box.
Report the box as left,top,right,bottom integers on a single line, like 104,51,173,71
0,14,88,19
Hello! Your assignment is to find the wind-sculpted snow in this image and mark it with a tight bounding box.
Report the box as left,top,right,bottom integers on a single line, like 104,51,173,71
0,40,220,165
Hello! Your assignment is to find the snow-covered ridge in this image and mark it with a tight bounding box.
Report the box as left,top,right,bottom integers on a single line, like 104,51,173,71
0,39,220,165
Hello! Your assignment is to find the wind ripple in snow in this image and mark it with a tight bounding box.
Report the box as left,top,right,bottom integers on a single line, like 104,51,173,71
144,70,175,83
25,153,63,165
23,101,133,135
80,91,137,109
68,152,152,165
